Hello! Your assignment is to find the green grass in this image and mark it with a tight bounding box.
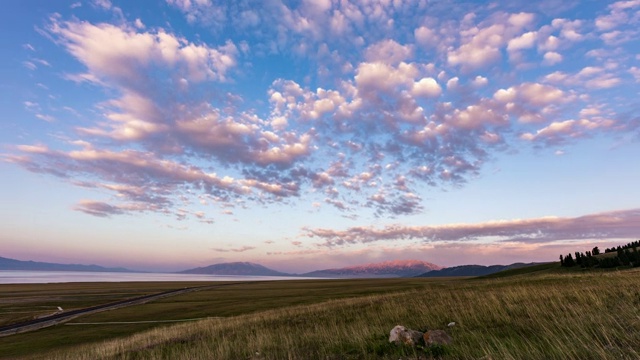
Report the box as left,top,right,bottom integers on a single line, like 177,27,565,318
53,268,640,360
0,282,216,327
480,261,558,278
0,278,450,358
3,269,640,359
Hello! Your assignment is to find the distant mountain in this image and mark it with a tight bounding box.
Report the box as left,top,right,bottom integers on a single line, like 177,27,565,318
179,262,290,276
0,256,136,272
303,260,442,278
417,262,540,277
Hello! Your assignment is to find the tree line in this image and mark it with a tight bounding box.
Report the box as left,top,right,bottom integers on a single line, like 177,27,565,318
603,240,640,253
559,241,640,269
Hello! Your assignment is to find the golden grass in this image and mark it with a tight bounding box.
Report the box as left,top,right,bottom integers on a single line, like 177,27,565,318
43,268,640,360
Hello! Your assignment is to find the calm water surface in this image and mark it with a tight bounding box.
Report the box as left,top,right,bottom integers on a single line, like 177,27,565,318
0,270,305,284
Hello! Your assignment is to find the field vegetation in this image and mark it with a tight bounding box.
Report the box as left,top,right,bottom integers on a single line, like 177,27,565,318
0,278,442,358
0,282,218,327
2,265,640,359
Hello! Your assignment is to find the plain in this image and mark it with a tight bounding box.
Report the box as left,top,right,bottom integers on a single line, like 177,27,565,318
1,265,639,359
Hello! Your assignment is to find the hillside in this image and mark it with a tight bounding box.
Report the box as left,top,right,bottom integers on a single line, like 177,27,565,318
0,256,135,273
481,262,558,278
417,262,540,277
304,260,442,278
179,262,290,276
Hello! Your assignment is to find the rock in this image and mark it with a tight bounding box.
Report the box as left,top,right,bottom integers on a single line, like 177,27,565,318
423,329,452,346
389,325,424,346
447,322,455,327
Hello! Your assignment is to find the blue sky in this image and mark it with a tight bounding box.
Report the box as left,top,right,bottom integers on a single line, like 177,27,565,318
1,0,639,273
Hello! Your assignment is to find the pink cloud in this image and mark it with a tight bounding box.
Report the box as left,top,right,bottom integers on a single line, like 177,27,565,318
520,117,615,145
448,12,535,71
304,208,640,247
412,77,442,98
542,51,563,65
211,246,256,253
595,0,640,31
364,39,413,65
49,19,237,84
8,142,310,218
260,238,625,272
414,26,438,47
7,2,637,222
507,31,537,52
74,200,125,217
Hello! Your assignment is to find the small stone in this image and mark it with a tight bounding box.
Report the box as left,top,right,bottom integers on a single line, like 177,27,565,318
447,322,455,327
389,325,424,346
424,329,452,346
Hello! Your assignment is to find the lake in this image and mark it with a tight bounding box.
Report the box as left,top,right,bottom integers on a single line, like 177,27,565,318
0,270,307,284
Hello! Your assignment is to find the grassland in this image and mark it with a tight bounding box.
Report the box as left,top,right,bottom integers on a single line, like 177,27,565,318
0,278,443,358
2,266,640,359
0,282,219,327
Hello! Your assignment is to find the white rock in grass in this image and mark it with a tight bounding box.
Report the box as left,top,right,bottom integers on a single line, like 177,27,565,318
389,325,424,346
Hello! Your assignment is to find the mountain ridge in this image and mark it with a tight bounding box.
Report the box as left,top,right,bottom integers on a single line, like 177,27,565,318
1,256,543,278
0,256,137,273
303,259,442,278
179,261,290,276
417,262,542,277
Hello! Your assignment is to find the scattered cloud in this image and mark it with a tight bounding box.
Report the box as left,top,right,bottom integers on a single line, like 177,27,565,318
5,1,636,222
74,200,125,217
211,246,256,253
304,209,640,247
35,114,56,122
542,51,563,66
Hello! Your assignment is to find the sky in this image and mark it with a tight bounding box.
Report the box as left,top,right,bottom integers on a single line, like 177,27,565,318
1,0,639,273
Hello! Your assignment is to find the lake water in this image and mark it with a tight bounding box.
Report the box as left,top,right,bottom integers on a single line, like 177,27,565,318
0,270,308,284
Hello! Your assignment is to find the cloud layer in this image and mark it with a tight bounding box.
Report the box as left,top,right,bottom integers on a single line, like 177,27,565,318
7,0,640,224
304,209,640,247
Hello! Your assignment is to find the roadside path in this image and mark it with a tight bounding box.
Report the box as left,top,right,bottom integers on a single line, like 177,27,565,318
0,282,243,337
65,317,224,325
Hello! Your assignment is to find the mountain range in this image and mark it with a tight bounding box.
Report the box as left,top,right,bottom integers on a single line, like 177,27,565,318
417,263,541,277
0,256,136,273
1,256,542,278
179,262,290,276
301,260,442,278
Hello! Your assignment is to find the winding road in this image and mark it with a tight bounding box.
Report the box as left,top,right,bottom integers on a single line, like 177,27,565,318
0,282,242,337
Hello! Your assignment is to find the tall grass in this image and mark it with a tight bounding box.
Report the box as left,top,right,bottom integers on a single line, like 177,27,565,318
41,269,640,359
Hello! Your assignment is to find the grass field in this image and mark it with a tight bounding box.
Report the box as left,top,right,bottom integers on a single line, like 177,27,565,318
0,278,448,358
2,266,640,359
0,282,220,327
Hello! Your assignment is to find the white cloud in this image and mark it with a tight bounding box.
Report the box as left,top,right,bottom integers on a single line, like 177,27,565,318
507,31,537,52
448,12,536,71
414,26,438,46
595,0,640,31
411,77,442,98
542,51,563,65
49,20,238,84
9,0,640,223
364,39,413,65
552,18,584,41
508,12,535,28
630,67,640,82
134,18,145,29
354,61,417,96
472,75,489,87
